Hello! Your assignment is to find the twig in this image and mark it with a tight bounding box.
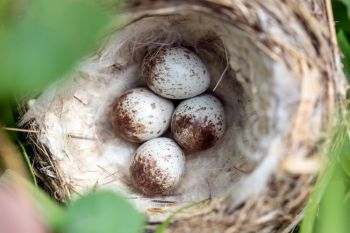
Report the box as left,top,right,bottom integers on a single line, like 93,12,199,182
2,127,40,133
67,134,97,140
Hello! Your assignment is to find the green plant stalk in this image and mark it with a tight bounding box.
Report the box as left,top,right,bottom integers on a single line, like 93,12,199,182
18,142,37,186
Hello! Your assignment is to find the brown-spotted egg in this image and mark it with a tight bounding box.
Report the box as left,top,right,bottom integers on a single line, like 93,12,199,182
142,47,210,99
129,137,185,196
171,94,225,152
111,87,174,143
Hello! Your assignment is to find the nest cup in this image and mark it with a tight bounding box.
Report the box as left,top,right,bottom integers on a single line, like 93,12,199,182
22,1,346,232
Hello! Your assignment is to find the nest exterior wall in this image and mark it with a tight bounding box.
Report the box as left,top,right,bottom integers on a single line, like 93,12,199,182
22,0,347,233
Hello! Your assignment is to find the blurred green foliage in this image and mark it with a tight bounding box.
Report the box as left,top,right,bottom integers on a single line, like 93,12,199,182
0,0,111,98
61,191,144,233
334,0,350,80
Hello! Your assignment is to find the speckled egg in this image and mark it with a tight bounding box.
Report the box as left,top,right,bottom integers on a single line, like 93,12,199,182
111,87,174,143
171,94,225,152
129,137,185,196
143,47,211,99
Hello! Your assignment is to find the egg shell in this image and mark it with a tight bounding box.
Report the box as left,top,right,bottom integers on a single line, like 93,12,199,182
143,47,211,99
171,94,225,152
111,87,174,143
129,137,185,196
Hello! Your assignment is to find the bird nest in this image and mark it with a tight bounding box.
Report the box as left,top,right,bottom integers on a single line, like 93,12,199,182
21,0,346,232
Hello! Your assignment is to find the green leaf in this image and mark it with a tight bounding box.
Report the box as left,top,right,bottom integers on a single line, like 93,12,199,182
337,128,350,177
337,30,350,80
0,0,111,98
0,0,28,26
338,0,350,15
333,0,350,34
299,160,336,233
315,163,347,233
61,191,144,233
